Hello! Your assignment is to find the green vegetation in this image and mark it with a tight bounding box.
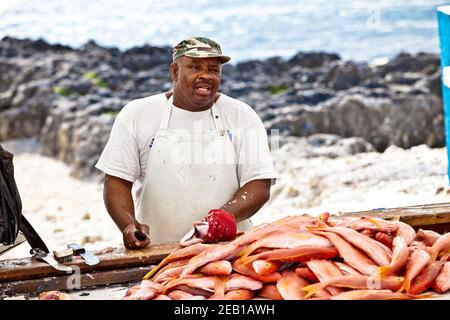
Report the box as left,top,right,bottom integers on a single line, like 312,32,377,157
82,72,98,80
92,78,108,88
83,72,109,89
268,84,289,95
52,86,78,97
53,72,109,97
102,110,120,117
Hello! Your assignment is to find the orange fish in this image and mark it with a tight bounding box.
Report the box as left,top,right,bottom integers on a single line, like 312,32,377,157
143,243,214,280
239,230,331,259
408,260,445,295
306,260,343,296
397,248,430,293
302,275,404,299
429,232,450,262
432,261,450,293
199,260,232,276
318,226,390,266
123,280,164,300
276,270,309,300
232,257,281,283
330,289,422,300
258,284,283,300
241,245,339,265
378,235,409,277
309,230,377,275
252,260,281,275
225,289,254,300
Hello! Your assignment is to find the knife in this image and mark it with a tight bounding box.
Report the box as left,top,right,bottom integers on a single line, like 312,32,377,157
30,248,74,273
67,243,100,266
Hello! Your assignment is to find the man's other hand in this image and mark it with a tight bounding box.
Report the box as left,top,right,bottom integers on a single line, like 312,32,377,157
123,222,150,249
202,209,237,243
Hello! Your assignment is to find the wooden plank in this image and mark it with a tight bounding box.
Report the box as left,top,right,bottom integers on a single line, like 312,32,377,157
0,242,179,283
343,202,450,229
0,266,148,297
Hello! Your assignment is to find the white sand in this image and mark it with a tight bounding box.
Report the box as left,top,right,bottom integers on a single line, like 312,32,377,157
253,144,450,225
1,150,122,259
1,141,449,259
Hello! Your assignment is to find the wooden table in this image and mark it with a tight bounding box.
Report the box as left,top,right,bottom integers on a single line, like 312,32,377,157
1,202,450,298
0,242,179,297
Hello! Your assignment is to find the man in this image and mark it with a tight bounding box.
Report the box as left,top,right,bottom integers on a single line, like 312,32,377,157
95,37,276,249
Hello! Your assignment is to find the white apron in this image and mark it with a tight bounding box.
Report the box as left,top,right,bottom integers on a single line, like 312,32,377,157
136,95,252,244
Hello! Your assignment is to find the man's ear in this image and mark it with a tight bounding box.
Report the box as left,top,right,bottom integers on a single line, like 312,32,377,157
171,62,178,81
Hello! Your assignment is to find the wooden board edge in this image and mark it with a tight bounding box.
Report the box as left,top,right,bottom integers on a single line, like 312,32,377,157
0,266,148,298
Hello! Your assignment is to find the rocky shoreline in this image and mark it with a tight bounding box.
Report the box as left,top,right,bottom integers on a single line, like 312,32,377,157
0,36,444,180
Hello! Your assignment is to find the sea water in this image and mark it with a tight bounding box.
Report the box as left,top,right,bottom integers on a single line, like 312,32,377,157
0,0,447,62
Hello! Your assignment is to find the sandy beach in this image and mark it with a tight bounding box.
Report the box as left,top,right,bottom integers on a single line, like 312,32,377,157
255,143,450,224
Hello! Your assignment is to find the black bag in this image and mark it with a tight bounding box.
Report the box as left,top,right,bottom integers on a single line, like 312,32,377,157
0,144,49,253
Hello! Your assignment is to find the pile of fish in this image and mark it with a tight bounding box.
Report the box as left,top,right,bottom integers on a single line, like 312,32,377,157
123,214,450,300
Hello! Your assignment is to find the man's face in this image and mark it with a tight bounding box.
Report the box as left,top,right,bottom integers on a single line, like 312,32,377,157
171,56,222,111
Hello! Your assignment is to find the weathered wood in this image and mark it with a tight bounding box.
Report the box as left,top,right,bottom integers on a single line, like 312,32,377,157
344,202,450,231
0,266,148,297
0,242,179,283
1,202,450,297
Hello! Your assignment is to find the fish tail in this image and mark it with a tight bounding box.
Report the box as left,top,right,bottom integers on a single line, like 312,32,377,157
162,278,181,294
365,217,382,227
238,243,257,259
317,212,330,225
142,255,174,280
210,276,227,300
305,225,327,232
301,283,326,299
438,250,450,262
411,292,435,300
378,265,390,278
143,265,160,280
397,277,411,293
240,254,259,265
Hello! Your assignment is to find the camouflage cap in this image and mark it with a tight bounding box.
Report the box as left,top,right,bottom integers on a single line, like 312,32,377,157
173,37,231,64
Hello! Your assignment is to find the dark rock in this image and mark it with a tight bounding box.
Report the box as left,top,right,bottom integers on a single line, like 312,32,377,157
0,103,48,140
288,52,340,69
292,88,335,105
267,94,443,152
361,79,387,89
0,36,72,58
0,37,444,179
376,52,440,76
276,134,374,158
416,70,442,97
306,134,340,147
121,45,172,71
323,61,366,90
384,72,423,85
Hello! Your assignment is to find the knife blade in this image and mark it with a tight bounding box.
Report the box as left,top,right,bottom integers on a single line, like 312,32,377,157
30,248,74,273
67,243,100,266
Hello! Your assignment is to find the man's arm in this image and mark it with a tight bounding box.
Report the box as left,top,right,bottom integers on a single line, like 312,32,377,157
103,174,150,249
220,179,272,222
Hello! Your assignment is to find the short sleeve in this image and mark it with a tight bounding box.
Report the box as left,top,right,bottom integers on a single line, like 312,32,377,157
237,110,277,187
95,108,140,183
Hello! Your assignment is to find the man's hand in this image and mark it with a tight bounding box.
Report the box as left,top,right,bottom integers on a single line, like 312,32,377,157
201,209,237,243
123,222,150,249
103,175,150,249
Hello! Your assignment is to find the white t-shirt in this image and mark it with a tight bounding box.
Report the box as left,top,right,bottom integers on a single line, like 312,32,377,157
95,92,277,202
